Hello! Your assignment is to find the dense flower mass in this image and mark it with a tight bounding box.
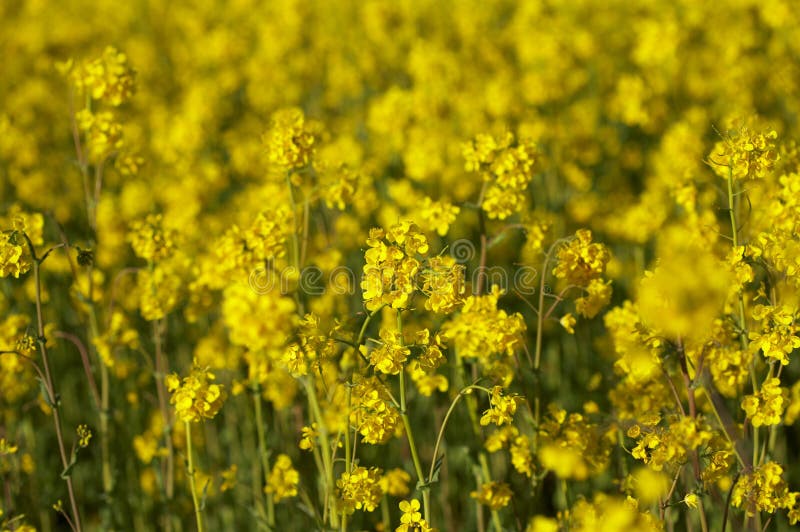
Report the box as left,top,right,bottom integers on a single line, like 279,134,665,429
265,454,299,502
3,1,800,531
337,466,385,514
165,366,226,423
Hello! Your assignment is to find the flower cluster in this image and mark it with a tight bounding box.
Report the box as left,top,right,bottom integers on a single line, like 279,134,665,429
749,304,800,366
166,366,226,423
75,110,124,163
480,386,521,427
66,46,137,106
537,405,611,480
470,481,513,510
731,461,797,517
349,377,401,445
364,328,410,375
396,499,436,532
129,214,177,263
337,466,384,514
420,255,465,314
0,231,30,279
362,221,429,311
442,286,526,385
630,417,714,472
463,133,538,220
265,454,299,502
553,229,610,287
741,377,787,427
709,119,780,180
263,107,318,171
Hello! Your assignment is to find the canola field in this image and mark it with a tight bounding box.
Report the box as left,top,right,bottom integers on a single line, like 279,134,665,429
2,1,800,531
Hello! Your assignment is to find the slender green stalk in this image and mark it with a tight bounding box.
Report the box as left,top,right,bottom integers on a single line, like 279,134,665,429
53,224,115,527
534,239,569,371
478,453,503,531
396,311,430,521
185,422,205,532
304,377,338,528
24,235,83,532
726,168,755,384
428,385,491,483
341,383,352,531
381,496,391,531
253,386,275,527
152,318,175,529
726,166,762,474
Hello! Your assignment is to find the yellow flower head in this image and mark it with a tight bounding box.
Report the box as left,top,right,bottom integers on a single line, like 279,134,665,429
166,365,226,423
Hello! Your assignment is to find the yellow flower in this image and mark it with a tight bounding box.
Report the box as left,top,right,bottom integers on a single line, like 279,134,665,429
442,286,526,363
220,464,238,492
299,423,318,451
128,214,178,263
708,119,779,180
419,197,460,236
263,107,318,171
166,365,226,423
381,468,412,497
361,222,429,311
470,481,513,510
741,377,787,427
367,328,410,375
337,466,384,514
560,313,577,334
480,386,520,427
265,454,299,502
732,461,793,516
70,46,136,106
0,232,31,279
683,493,699,509
553,229,610,287
76,424,92,448
464,132,538,220
396,498,436,531
527,516,559,532
420,255,465,314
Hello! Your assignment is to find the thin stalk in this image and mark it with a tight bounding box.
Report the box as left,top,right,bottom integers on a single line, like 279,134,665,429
152,318,175,527
678,344,709,532
341,384,352,531
53,225,114,524
396,311,430,521
380,496,391,531
24,235,83,532
726,168,755,391
285,172,304,314
304,377,338,528
478,453,502,531
534,239,567,371
253,386,275,527
185,422,205,532
428,386,490,483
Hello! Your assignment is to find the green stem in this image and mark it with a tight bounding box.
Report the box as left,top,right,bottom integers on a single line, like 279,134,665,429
726,169,755,386
727,168,761,471
341,384,352,531
428,386,490,483
381,496,391,531
24,236,83,532
397,311,430,522
304,377,338,528
185,422,205,532
152,318,175,525
253,386,275,527
478,453,502,532
534,239,567,371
